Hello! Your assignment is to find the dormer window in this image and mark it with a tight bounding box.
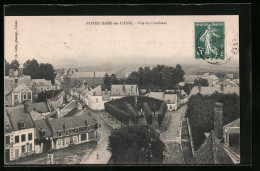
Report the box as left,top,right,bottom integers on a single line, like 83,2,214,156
5,124,9,130
39,128,46,137
58,130,62,137
65,129,69,136
63,123,67,129
75,128,79,134
18,120,25,129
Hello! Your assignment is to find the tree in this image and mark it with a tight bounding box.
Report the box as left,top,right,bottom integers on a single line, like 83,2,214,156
108,125,165,164
103,73,111,90
176,64,185,83
10,59,20,70
39,63,56,84
23,59,40,79
110,74,119,84
183,83,193,95
194,78,209,87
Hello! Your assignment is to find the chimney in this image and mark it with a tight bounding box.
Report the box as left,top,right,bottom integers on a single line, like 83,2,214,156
18,67,24,77
220,84,224,92
214,102,223,140
9,68,15,77
24,103,31,113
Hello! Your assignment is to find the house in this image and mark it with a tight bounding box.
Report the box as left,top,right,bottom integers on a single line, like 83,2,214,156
189,86,239,98
219,79,239,88
5,68,32,89
47,115,98,150
110,84,139,100
226,74,234,79
223,118,240,154
34,119,53,154
164,93,178,111
31,79,53,100
47,90,65,111
197,73,219,87
87,85,104,111
55,99,82,118
11,84,33,106
5,106,35,162
191,102,240,164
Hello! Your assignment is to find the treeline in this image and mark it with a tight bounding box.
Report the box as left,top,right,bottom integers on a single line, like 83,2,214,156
186,92,240,150
5,59,56,84
125,64,185,90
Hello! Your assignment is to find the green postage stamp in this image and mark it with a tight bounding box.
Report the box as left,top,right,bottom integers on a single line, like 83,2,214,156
195,22,225,60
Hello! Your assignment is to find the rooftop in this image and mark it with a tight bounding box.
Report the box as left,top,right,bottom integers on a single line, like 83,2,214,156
32,79,52,86
6,107,35,131
12,83,32,93
111,84,138,96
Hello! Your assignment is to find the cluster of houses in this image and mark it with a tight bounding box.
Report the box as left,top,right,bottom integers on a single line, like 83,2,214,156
146,89,188,111
5,103,98,162
184,72,239,88
70,84,139,111
5,68,62,106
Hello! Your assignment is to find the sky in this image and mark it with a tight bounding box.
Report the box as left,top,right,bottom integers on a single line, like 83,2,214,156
5,15,239,68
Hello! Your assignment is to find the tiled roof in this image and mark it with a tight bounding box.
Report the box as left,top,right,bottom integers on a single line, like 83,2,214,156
148,92,164,101
223,118,240,129
111,84,138,96
164,94,177,104
191,130,234,164
28,102,50,113
12,83,32,93
5,110,13,132
89,85,102,96
34,119,53,139
224,127,240,134
30,110,45,121
6,107,35,131
48,115,97,133
32,79,52,86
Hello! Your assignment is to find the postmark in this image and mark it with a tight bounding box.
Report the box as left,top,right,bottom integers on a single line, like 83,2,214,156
195,22,226,64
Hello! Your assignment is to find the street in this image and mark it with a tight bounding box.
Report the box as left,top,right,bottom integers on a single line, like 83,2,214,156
80,112,113,164
160,105,187,164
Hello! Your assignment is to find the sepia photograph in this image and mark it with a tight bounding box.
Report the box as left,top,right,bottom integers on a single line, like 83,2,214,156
4,9,243,165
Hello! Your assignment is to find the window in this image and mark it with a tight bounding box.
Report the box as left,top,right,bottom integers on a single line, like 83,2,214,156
6,136,10,145
23,94,27,100
65,130,69,136
41,88,44,92
73,136,78,143
81,134,87,141
28,93,31,99
21,145,26,153
5,124,10,130
46,87,50,90
88,131,95,140
34,88,37,91
14,95,18,100
28,133,32,141
75,128,79,134
15,79,18,83
28,144,32,152
58,131,62,137
57,139,62,145
96,98,98,103
65,138,70,145
21,134,26,142
15,136,19,143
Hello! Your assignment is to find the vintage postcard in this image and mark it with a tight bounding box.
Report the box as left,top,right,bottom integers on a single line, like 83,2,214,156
4,13,241,165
